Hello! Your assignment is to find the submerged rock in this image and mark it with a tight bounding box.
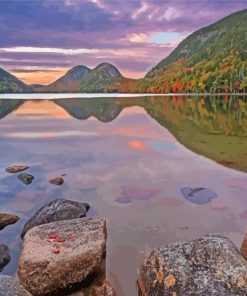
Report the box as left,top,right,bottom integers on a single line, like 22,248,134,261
0,275,32,296
5,165,29,174
138,234,247,296
18,218,106,296
21,198,90,238
49,177,64,185
114,196,132,204
180,187,217,205
0,213,19,230
0,244,10,271
17,173,34,185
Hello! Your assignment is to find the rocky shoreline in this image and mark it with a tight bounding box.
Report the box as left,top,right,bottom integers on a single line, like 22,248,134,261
1,165,247,295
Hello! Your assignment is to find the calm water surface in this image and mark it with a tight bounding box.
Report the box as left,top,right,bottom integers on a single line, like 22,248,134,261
1,95,247,296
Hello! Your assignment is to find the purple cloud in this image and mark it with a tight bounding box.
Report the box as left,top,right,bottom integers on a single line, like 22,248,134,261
0,0,246,81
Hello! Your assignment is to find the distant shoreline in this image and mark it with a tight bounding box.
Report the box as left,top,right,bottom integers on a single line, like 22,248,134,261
0,92,247,100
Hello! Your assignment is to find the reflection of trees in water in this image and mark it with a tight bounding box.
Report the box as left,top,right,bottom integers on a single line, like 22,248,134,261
0,100,24,119
142,95,247,172
1,95,247,171
143,95,247,137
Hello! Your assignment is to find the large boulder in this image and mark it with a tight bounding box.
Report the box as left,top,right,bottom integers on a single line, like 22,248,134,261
0,275,32,296
21,198,90,238
0,244,10,271
138,234,247,296
18,218,107,296
0,213,19,230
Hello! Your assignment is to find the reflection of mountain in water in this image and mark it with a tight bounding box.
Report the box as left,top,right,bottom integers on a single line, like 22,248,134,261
0,99,24,119
54,98,127,122
1,95,247,172
143,95,247,172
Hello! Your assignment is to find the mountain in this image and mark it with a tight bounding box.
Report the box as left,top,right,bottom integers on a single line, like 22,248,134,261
79,63,130,93
37,63,136,93
138,9,247,93
37,65,91,92
0,67,32,93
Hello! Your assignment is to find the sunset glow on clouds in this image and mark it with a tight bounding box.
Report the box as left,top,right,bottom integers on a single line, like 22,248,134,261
0,0,246,84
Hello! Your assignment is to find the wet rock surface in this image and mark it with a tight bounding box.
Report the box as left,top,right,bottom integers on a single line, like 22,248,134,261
49,177,64,185
5,165,29,174
0,244,11,271
138,234,247,296
21,198,90,238
17,173,34,185
0,275,32,296
18,218,107,296
0,213,19,230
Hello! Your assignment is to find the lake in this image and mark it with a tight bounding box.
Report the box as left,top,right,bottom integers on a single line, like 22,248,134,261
1,94,247,296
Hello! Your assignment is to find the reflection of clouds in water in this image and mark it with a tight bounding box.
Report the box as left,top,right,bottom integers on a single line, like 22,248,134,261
128,140,147,151
149,140,176,151
0,131,99,139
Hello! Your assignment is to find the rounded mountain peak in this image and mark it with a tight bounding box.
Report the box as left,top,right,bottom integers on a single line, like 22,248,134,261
94,63,122,78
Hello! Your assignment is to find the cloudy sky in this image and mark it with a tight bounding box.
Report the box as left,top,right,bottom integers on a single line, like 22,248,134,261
0,0,246,84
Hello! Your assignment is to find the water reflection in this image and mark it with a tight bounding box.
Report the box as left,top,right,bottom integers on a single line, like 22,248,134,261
1,95,246,172
1,95,247,296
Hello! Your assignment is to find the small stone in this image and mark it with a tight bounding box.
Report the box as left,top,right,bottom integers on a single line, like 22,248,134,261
114,196,132,204
17,173,34,185
49,177,64,185
5,165,29,174
88,280,116,296
0,213,20,230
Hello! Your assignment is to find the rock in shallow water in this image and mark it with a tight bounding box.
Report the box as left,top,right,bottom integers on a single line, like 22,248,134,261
0,244,10,271
0,213,19,230
138,234,247,296
17,173,34,185
5,165,29,174
21,198,90,238
0,275,32,296
49,177,64,185
18,218,107,296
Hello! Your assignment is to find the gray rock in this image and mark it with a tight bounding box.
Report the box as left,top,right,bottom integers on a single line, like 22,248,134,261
0,244,10,271
21,198,90,239
0,213,20,230
5,165,29,174
17,173,34,185
0,275,32,296
18,218,106,296
138,234,247,296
